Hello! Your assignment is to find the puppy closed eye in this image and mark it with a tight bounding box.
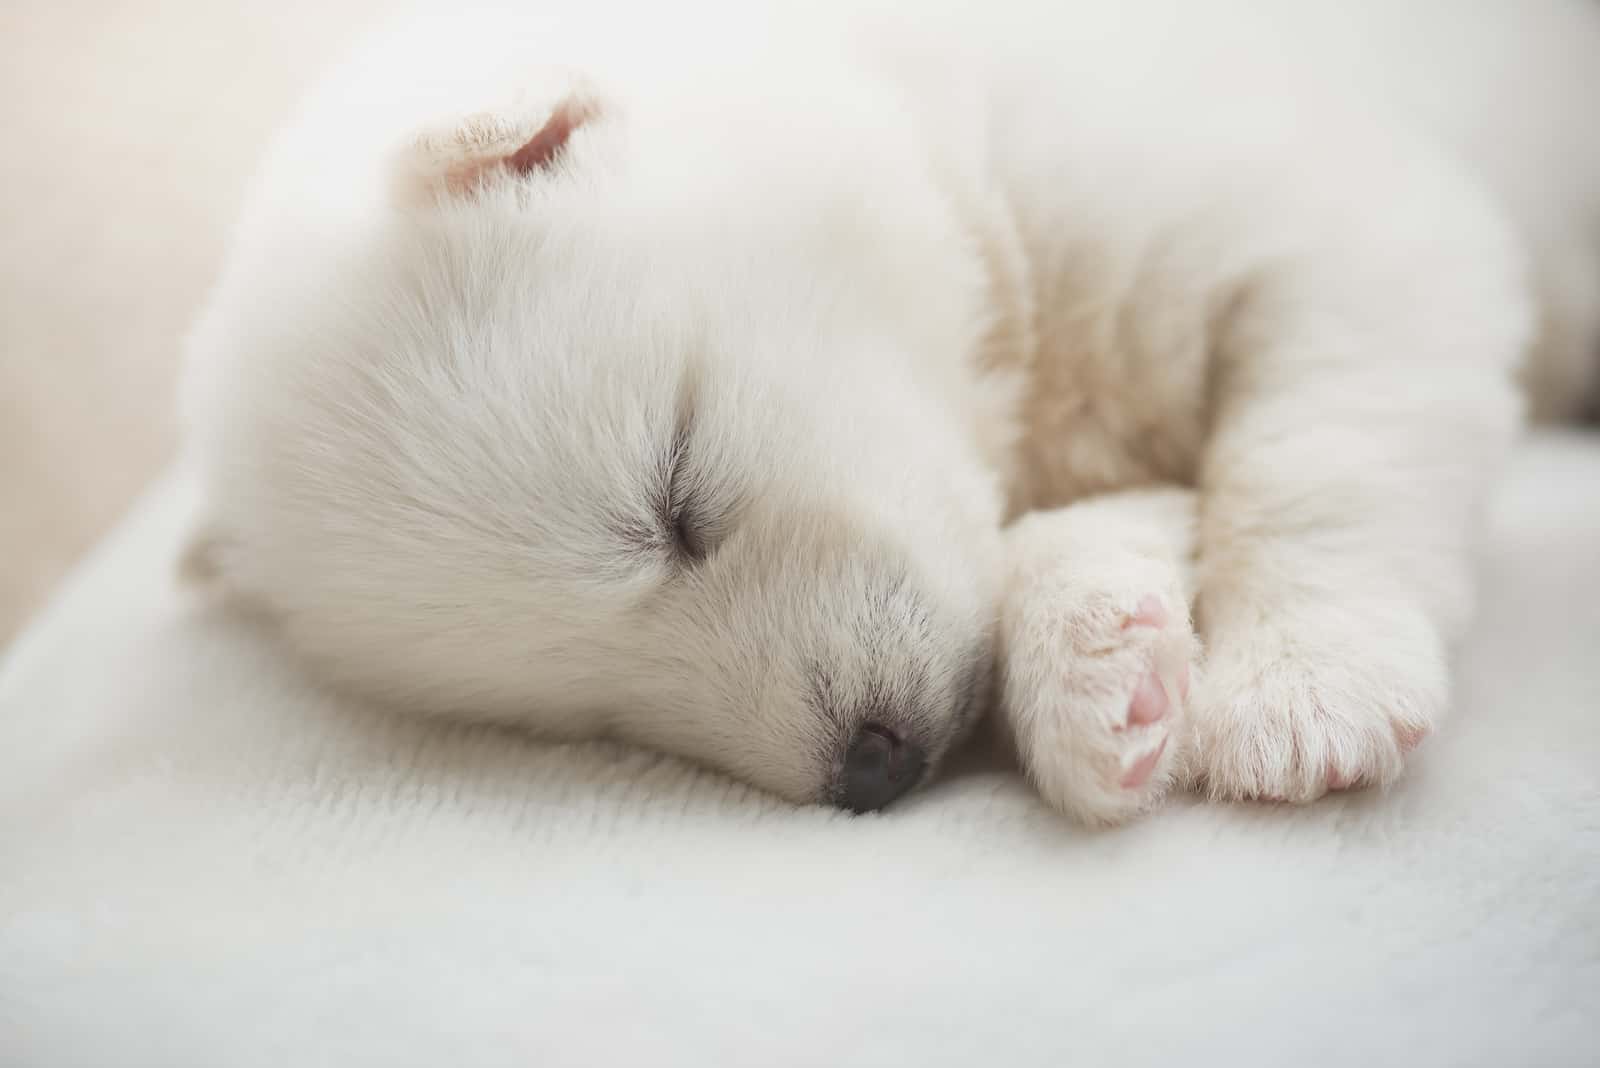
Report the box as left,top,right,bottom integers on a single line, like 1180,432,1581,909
661,430,722,564
612,423,732,568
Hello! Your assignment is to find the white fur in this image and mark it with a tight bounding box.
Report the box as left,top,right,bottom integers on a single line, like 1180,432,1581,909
181,0,1600,822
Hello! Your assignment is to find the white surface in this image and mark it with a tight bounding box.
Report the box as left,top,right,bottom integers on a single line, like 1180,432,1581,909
2,436,1598,1068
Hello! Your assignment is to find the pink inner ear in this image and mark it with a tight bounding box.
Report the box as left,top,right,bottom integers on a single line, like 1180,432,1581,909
409,92,602,201
504,96,596,178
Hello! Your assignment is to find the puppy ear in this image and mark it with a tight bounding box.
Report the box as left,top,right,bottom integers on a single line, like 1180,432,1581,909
398,88,602,203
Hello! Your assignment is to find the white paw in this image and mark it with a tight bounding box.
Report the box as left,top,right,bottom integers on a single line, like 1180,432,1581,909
1186,605,1441,803
1001,586,1198,826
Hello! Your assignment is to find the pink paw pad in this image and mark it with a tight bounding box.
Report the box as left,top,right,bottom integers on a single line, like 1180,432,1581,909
1126,674,1168,726
1120,736,1169,789
1122,594,1169,630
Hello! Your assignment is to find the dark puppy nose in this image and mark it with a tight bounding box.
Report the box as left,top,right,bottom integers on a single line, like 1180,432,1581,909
838,723,926,813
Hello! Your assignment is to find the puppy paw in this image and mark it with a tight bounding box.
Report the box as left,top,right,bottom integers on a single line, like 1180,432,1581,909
1185,606,1442,803
1001,587,1198,826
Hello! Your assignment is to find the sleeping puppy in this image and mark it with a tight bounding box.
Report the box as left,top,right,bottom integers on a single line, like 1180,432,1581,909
180,0,1600,824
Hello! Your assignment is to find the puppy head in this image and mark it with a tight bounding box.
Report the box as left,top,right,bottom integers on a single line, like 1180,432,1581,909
182,75,1008,809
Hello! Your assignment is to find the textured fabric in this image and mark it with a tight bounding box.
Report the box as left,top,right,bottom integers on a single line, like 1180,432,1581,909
2,435,1598,1068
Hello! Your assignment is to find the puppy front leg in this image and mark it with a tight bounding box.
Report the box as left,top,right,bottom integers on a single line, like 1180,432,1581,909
1188,183,1527,802
997,488,1200,825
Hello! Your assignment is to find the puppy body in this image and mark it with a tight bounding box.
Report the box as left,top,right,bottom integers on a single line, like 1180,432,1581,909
183,0,1600,820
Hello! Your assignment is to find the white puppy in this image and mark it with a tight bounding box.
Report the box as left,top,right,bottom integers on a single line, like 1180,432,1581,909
180,0,1600,823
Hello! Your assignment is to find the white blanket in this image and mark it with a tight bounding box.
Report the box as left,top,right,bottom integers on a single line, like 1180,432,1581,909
3,435,1598,1068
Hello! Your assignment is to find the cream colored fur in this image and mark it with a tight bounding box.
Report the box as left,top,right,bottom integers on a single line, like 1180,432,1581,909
180,0,1600,823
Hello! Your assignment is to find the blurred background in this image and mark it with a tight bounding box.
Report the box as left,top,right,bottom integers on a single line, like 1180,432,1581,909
0,1,388,644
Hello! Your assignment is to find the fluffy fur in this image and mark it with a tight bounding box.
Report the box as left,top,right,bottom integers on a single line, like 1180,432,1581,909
180,0,1600,823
